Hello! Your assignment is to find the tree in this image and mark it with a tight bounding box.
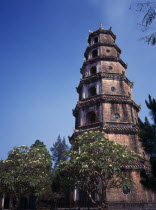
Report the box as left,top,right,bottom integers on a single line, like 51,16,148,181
51,135,69,170
138,95,156,190
31,139,45,148
0,141,53,209
131,1,156,45
59,131,139,210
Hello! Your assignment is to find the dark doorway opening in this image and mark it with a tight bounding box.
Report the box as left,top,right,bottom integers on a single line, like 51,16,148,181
87,112,96,124
94,37,98,43
90,66,97,75
92,50,98,58
88,86,96,97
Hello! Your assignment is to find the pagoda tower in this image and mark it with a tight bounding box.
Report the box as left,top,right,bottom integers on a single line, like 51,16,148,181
71,26,156,209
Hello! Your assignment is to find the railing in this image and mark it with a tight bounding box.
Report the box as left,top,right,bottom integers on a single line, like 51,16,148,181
78,122,137,132
78,122,103,131
104,122,136,128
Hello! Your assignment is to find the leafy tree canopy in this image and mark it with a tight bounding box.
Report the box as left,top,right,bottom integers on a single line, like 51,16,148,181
0,140,53,208
31,139,45,148
59,131,139,209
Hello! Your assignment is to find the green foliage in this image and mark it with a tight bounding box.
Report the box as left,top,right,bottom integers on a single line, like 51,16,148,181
51,135,69,170
50,136,70,202
138,95,156,190
59,131,139,209
0,141,53,208
145,95,156,124
138,117,156,155
31,139,45,148
138,95,156,155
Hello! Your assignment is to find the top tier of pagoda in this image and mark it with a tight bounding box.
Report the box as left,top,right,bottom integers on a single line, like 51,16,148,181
81,25,127,76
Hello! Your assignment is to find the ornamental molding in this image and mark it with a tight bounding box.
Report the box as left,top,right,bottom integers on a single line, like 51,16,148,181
74,122,138,135
73,94,141,112
81,55,127,72
88,28,116,41
84,42,121,56
77,72,133,92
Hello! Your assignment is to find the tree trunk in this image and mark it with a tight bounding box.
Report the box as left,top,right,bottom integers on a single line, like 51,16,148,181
2,194,5,210
15,196,20,210
9,196,14,209
100,185,108,210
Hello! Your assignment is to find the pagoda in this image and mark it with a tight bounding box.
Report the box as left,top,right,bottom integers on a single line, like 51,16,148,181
71,26,156,209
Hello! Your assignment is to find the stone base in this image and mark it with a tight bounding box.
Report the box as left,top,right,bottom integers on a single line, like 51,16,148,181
57,202,156,210
109,202,156,210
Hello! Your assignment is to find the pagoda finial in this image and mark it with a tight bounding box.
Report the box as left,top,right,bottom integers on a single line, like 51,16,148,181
99,24,104,30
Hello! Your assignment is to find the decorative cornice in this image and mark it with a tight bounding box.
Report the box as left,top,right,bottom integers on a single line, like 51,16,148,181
84,43,121,57
81,55,127,72
72,122,138,135
77,72,133,92
73,94,141,112
88,28,116,42
103,126,138,134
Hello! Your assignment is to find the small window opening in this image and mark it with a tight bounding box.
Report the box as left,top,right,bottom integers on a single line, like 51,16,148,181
94,37,98,43
87,111,96,124
90,66,97,75
114,113,120,119
88,86,96,97
108,66,113,70
106,49,110,53
123,186,130,194
92,50,98,58
111,87,116,91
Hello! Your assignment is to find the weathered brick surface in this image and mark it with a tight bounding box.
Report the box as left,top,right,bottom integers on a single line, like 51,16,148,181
107,171,156,203
100,61,125,74
102,103,137,124
101,79,132,97
72,27,156,206
99,33,114,44
101,46,118,57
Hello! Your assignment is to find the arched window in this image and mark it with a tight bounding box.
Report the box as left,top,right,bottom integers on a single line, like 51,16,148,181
90,66,97,75
87,111,96,124
94,37,98,43
92,49,98,58
88,86,96,97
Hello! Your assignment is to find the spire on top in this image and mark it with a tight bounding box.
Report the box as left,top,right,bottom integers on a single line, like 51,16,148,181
99,24,104,30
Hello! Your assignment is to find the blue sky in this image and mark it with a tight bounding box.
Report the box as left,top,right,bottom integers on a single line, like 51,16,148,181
0,0,156,159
